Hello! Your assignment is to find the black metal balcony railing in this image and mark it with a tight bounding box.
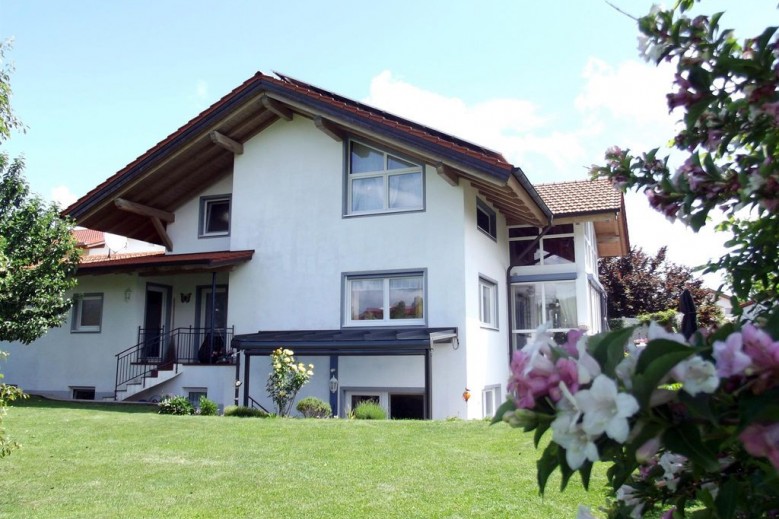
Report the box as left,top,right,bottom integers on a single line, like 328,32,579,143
114,326,235,399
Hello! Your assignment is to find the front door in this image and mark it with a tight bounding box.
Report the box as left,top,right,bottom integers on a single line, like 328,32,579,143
196,285,228,363
143,284,170,360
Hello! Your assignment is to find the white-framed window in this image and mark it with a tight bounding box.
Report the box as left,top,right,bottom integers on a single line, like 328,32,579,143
346,140,424,215
199,195,231,237
476,198,497,239
482,385,501,418
584,222,598,273
344,271,425,326
71,293,103,333
509,224,575,266
479,276,498,329
511,281,577,349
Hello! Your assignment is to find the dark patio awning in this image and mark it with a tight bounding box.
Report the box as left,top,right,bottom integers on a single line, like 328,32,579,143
232,327,458,356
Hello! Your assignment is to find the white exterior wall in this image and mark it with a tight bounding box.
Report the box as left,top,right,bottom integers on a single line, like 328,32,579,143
166,174,233,253
462,183,510,419
3,274,146,399
228,116,469,419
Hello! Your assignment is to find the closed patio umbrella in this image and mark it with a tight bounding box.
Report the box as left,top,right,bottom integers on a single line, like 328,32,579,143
679,288,697,341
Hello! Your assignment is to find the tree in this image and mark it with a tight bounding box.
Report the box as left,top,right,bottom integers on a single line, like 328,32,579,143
591,1,779,315
0,39,80,456
599,245,722,327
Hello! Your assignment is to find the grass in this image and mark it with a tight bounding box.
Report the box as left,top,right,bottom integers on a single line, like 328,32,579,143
0,397,609,518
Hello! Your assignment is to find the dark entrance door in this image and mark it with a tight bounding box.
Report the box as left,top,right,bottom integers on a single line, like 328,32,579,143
143,289,164,359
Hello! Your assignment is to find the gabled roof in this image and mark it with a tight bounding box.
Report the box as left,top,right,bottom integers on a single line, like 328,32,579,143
77,250,254,276
65,72,550,245
536,178,630,257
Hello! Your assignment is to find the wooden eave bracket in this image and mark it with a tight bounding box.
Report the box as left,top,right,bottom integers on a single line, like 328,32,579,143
314,116,343,142
209,131,244,155
114,198,174,251
506,176,549,227
435,162,459,186
260,95,293,121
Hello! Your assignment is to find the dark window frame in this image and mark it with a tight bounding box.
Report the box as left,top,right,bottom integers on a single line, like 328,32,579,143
199,194,232,238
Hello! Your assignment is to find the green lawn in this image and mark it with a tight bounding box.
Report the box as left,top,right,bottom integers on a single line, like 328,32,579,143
1,398,607,518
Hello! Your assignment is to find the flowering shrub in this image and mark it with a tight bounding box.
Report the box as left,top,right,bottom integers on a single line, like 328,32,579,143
266,348,314,416
495,310,779,518
158,395,194,415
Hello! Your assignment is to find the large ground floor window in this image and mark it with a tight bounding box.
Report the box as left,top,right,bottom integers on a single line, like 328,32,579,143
511,280,577,351
344,390,425,419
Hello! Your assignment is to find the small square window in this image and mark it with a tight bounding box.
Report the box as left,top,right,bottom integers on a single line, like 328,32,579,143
479,277,498,329
71,293,103,333
187,389,208,408
199,196,231,237
476,198,496,239
345,271,425,326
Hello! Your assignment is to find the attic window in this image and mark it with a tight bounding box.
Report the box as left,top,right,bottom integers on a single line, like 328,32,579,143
346,140,424,215
200,195,231,238
476,198,496,239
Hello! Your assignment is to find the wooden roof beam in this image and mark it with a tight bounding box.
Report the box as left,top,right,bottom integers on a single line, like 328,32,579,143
435,162,459,186
115,198,175,223
260,95,293,121
314,116,343,142
209,131,243,155
150,217,174,252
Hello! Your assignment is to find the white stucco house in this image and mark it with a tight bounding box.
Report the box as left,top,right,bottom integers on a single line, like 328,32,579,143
2,72,629,419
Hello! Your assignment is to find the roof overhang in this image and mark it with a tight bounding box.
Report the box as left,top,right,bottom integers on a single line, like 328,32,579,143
232,327,458,356
77,250,254,276
64,73,550,244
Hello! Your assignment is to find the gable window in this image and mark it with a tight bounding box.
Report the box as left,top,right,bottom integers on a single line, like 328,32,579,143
479,276,498,329
476,198,497,239
199,195,231,237
345,271,425,326
509,224,575,266
347,140,423,215
71,293,103,333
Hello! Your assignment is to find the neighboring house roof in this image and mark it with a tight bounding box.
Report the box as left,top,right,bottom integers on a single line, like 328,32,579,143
64,72,550,245
77,250,254,276
536,178,630,257
72,228,105,249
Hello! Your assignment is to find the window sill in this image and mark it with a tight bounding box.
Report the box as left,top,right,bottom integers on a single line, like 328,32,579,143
70,329,102,334
480,324,499,331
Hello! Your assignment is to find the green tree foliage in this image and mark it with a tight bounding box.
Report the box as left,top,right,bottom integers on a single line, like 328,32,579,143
599,246,723,327
591,2,779,316
0,39,79,457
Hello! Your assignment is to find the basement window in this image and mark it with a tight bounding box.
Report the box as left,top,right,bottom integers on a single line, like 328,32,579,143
72,387,96,400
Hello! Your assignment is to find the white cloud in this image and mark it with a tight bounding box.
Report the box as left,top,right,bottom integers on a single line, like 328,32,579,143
50,185,78,208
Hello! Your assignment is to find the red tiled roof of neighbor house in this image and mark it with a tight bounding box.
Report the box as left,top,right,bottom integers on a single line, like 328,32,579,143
79,250,165,264
534,178,623,217
72,229,105,248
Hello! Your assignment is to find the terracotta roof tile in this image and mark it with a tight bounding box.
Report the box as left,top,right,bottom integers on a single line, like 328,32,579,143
72,229,105,248
535,178,622,217
79,250,165,264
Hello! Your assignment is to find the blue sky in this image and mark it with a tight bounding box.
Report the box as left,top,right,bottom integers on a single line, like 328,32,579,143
1,1,775,286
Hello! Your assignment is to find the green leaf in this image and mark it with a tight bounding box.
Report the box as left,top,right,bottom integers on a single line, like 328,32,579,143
590,327,636,378
578,460,592,491
490,398,516,425
663,423,720,472
632,339,694,409
536,442,559,496
558,447,574,492
714,478,738,519
533,419,551,448
685,97,712,128
678,392,717,423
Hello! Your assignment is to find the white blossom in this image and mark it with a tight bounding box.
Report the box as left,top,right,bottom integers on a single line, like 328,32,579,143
648,321,688,345
671,356,719,396
576,338,602,385
551,397,598,470
659,452,686,492
576,505,599,519
576,375,639,443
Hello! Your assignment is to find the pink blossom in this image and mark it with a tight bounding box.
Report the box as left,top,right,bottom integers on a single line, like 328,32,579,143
508,350,557,409
740,423,779,470
549,358,579,401
562,329,584,356
742,323,779,370
712,332,752,378
661,508,677,519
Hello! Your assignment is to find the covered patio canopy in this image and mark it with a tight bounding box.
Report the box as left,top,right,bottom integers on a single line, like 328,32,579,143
232,327,458,419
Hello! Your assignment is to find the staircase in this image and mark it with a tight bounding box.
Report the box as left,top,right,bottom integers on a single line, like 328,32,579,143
113,326,235,401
